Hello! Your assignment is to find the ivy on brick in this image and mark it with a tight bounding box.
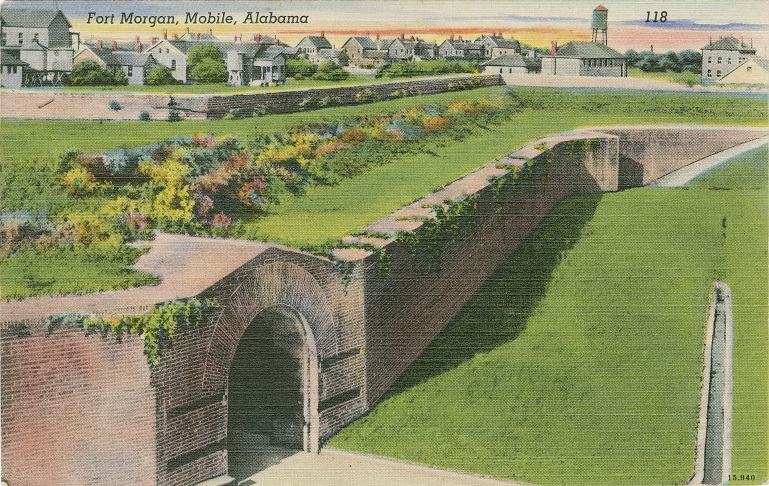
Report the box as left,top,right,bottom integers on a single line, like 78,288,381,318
43,298,218,370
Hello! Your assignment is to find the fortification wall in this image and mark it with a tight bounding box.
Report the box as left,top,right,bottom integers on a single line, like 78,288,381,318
0,326,156,486
0,125,764,485
203,75,502,118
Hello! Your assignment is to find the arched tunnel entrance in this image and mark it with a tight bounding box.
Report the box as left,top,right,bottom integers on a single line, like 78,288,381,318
227,306,319,480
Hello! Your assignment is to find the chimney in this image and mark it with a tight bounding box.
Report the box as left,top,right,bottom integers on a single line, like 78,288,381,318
239,34,242,43
650,45,654,53
186,27,190,33
450,34,454,40
320,31,325,38
234,34,238,42
274,38,279,47
164,30,167,40
137,41,142,53
97,39,102,49
401,33,405,40
376,33,380,40
458,35,463,42
255,33,261,43
112,41,117,51
151,37,156,45
410,35,415,42
196,33,201,41
174,33,178,40
551,40,556,56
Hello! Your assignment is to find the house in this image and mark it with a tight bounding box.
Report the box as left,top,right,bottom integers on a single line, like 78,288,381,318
438,36,484,60
296,34,333,64
414,40,438,60
144,39,190,82
481,53,533,75
717,57,768,84
0,50,27,87
388,36,415,62
476,34,521,59
541,41,626,76
0,9,77,85
75,41,157,85
341,36,389,68
701,36,757,83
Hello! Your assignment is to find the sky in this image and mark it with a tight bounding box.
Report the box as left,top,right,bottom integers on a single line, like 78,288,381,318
2,0,767,55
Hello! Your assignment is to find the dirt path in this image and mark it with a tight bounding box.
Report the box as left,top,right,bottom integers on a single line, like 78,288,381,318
233,447,529,486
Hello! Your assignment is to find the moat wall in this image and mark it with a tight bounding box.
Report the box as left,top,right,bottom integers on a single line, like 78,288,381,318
1,126,765,485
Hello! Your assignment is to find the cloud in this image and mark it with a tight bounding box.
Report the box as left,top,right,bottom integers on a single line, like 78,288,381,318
615,19,768,31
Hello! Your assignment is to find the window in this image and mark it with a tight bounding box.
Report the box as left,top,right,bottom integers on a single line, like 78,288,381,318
33,33,39,43
0,32,5,46
716,70,721,77
18,33,23,44
708,57,712,63
717,57,722,64
747,66,753,72
127,66,133,76
171,60,176,71
12,66,18,74
707,69,712,77
727,58,731,64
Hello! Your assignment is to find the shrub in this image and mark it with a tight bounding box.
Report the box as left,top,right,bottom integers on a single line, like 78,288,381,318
147,65,177,85
312,61,349,81
286,58,317,78
68,60,126,86
190,57,227,83
167,110,182,122
355,88,379,103
138,111,151,121
108,100,122,111
376,59,479,78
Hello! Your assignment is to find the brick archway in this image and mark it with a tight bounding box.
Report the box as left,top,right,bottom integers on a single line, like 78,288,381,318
202,260,338,453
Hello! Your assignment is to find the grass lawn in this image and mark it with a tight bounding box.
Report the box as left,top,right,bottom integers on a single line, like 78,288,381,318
329,146,768,485
627,67,702,85
1,87,766,298
0,243,158,300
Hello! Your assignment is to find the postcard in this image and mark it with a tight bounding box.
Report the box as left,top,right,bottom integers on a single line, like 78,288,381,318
0,1,767,485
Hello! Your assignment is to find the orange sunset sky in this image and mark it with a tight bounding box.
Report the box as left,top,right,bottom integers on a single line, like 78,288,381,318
2,0,767,56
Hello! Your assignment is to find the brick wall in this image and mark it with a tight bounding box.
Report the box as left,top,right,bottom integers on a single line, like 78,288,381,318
203,75,502,118
0,324,156,486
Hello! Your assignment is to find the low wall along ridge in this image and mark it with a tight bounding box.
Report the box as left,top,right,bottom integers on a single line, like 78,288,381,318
0,125,765,485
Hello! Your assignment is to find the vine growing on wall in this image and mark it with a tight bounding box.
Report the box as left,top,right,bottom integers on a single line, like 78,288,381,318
43,298,218,370
394,195,478,270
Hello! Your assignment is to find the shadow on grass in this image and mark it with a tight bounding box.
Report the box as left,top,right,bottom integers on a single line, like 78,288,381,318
385,193,602,396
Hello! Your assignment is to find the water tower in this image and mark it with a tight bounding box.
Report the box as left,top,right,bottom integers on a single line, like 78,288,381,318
592,5,608,45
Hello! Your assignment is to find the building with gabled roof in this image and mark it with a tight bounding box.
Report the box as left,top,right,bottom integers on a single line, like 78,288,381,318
701,36,757,83
476,34,521,59
438,37,484,60
0,8,78,85
296,34,333,64
0,49,28,87
75,42,157,85
717,56,768,85
541,40,626,76
341,36,389,68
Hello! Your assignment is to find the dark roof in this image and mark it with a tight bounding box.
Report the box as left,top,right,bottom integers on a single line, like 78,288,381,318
111,52,155,66
0,9,71,28
302,36,332,49
477,35,520,50
743,56,769,71
0,51,28,66
346,36,378,50
255,46,287,61
482,53,528,67
376,39,395,49
551,41,625,59
702,36,757,53
317,48,343,59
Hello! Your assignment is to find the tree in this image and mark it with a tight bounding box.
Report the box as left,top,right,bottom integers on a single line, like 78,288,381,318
286,58,317,79
679,49,702,73
312,61,350,81
68,60,126,86
146,65,177,85
190,58,227,83
187,44,227,83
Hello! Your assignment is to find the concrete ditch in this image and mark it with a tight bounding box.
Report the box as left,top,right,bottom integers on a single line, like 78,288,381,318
689,282,733,485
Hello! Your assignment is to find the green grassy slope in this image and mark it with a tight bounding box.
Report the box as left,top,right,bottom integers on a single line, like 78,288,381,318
329,146,768,485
